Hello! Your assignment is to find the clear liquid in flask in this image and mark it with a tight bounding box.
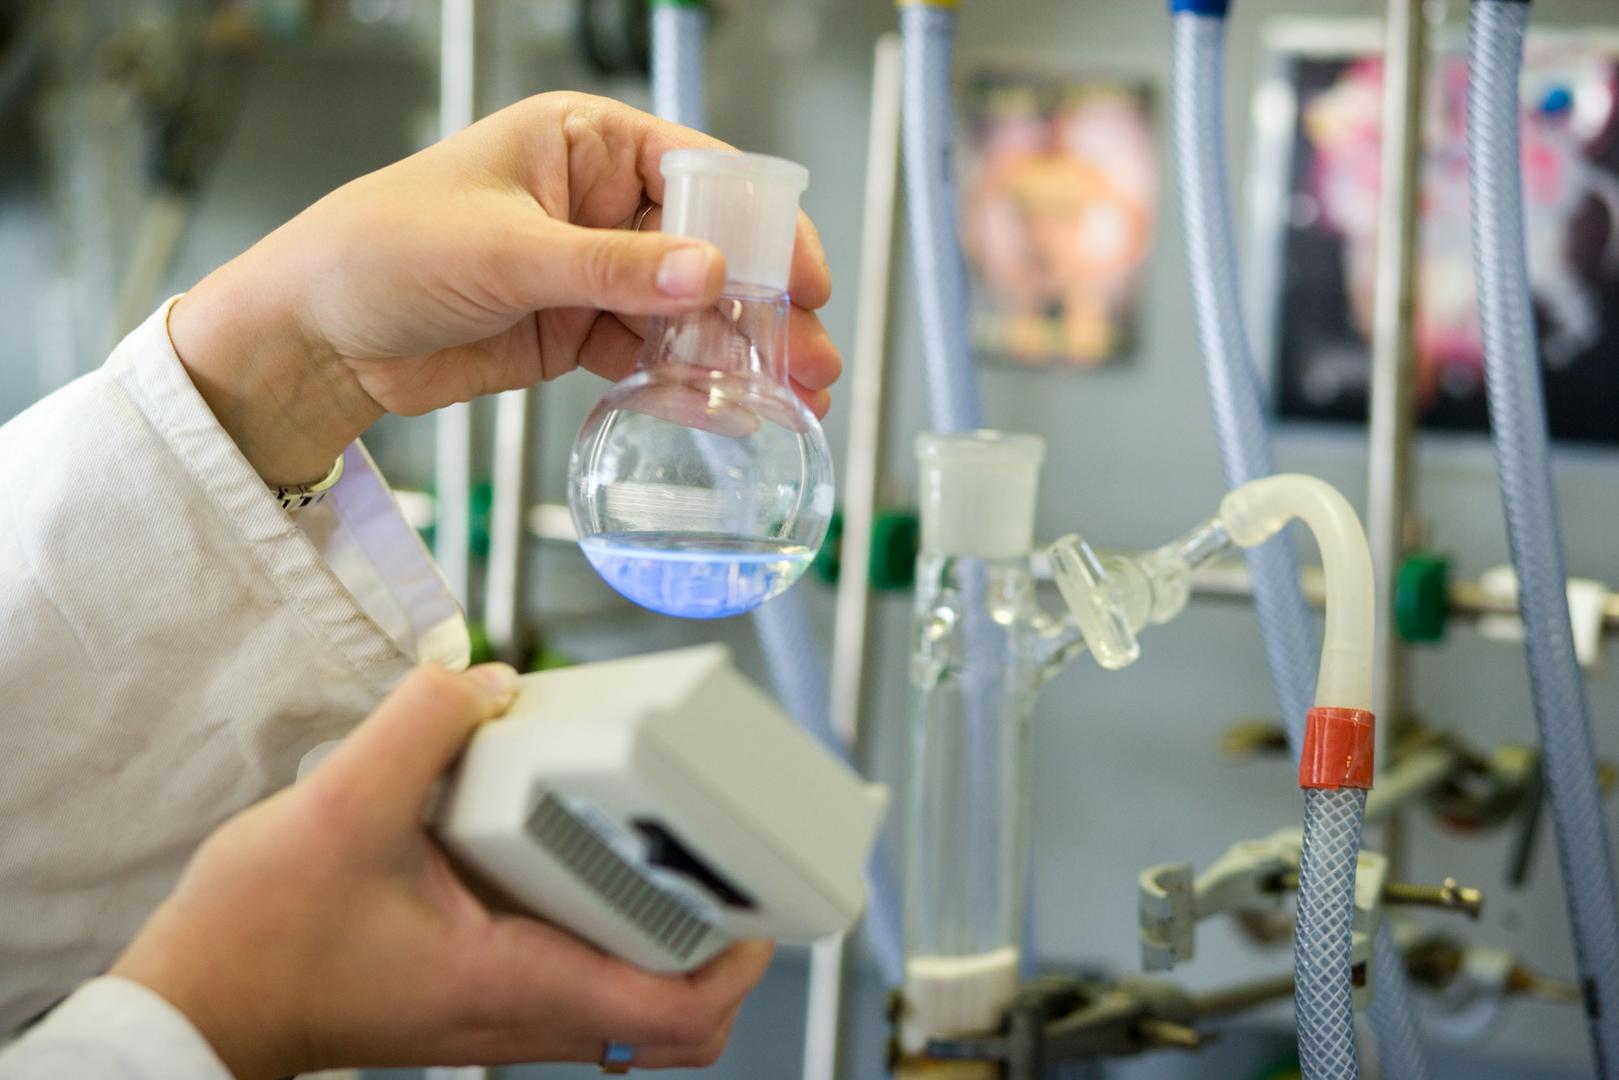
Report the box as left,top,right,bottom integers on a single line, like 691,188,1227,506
579,531,814,619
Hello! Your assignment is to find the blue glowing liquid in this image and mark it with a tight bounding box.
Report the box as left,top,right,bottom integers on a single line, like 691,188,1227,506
580,532,814,619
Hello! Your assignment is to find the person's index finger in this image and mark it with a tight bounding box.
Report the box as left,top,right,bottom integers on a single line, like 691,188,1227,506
520,94,735,229
789,213,832,309
624,108,737,208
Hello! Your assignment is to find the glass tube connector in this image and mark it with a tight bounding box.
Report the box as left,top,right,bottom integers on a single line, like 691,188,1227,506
899,431,1235,1065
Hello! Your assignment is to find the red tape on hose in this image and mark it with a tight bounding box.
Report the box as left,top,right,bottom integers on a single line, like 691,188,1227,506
1298,707,1376,790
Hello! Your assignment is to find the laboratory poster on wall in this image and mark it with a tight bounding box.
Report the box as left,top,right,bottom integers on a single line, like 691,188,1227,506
959,65,1156,370
1254,23,1619,445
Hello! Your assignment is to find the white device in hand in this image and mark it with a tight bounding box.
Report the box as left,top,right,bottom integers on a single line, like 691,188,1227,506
433,644,889,973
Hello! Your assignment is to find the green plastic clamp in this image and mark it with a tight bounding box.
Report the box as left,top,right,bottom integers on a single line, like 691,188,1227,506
810,508,921,590
811,510,845,585
415,481,494,561
528,646,577,673
1395,553,1450,643
469,481,493,561
869,510,920,591
466,621,494,666
1252,1058,1301,1080
416,488,434,548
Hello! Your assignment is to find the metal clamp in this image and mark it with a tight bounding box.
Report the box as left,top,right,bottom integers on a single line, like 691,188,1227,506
1140,828,1304,971
912,972,1299,1079
919,976,1203,1080
1402,930,1585,1041
1139,828,1389,1004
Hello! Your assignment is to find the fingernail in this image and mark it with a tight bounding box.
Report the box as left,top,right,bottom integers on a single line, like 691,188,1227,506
466,662,520,705
657,244,718,298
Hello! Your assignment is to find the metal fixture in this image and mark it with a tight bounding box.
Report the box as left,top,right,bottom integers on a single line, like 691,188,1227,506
902,972,1298,1077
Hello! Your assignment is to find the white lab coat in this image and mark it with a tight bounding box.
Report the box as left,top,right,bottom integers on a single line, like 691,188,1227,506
0,978,233,1079
0,300,469,1076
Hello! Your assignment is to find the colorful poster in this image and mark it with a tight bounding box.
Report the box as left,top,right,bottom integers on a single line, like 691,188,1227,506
1261,30,1619,444
961,67,1156,369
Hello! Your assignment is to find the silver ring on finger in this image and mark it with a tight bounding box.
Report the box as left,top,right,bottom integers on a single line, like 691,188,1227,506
631,198,657,232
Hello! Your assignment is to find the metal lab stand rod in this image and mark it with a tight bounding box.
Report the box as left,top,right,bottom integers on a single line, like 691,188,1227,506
485,387,536,665
432,0,478,612
428,11,490,1080
802,32,905,1080
1365,744,1457,823
1360,26,1437,1073
1188,561,1619,634
1365,0,1429,752
831,31,904,783
1447,579,1619,629
484,0,538,666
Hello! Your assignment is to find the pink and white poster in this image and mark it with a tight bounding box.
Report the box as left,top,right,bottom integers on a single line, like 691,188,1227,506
1262,31,1619,444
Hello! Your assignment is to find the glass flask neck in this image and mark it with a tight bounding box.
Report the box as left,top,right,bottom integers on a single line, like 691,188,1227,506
642,283,791,387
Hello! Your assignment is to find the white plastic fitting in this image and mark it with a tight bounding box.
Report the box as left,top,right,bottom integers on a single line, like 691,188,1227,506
902,947,1020,1055
916,431,1045,560
1218,474,1375,712
1048,518,1230,671
660,149,808,291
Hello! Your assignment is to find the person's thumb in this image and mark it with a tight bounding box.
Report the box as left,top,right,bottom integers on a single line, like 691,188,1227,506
503,217,726,316
309,663,520,826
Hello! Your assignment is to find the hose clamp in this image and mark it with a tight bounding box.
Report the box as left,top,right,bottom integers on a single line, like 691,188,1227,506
1300,707,1375,790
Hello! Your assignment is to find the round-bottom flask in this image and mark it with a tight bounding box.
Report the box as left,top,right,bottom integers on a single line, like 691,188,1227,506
568,151,834,618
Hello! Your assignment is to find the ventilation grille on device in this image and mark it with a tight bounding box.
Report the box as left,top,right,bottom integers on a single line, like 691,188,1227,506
526,792,717,962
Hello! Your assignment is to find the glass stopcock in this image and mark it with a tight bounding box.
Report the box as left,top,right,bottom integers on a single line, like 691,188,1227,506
567,149,834,619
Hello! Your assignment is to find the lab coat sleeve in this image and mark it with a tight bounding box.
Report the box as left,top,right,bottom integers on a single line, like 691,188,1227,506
0,978,231,1080
0,300,469,1032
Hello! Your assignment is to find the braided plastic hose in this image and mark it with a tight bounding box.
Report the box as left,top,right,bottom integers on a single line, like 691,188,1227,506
1468,4,1619,1074
864,839,906,984
1169,11,1317,743
754,589,833,757
1172,11,1432,1079
1368,924,1431,1080
651,1,707,131
1295,788,1367,1079
755,587,904,982
647,0,905,984
900,3,982,434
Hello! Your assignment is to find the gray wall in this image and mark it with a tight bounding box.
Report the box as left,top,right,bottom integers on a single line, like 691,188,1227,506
4,0,1617,1076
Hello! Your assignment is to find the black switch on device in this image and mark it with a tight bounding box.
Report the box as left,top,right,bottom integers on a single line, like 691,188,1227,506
633,819,757,911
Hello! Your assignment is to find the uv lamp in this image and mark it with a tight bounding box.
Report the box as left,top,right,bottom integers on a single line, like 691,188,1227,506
433,644,889,973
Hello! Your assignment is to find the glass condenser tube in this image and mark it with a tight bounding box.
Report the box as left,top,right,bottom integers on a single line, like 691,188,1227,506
900,432,1045,1075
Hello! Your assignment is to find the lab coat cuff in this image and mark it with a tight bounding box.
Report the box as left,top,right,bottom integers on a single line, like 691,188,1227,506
10,977,234,1080
113,298,468,688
